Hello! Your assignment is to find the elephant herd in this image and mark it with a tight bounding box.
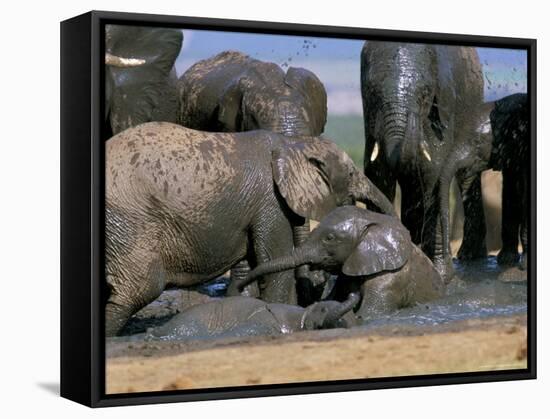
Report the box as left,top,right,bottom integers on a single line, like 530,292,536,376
104,25,529,338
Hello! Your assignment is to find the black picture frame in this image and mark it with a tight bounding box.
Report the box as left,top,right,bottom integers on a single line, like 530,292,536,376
60,10,537,408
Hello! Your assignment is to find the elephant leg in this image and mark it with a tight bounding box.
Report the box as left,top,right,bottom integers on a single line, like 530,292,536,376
105,274,163,337
227,259,260,297
105,241,166,336
399,178,424,245
356,274,399,320
105,297,141,337
498,169,521,265
519,173,529,270
251,215,297,305
418,190,454,283
457,172,487,260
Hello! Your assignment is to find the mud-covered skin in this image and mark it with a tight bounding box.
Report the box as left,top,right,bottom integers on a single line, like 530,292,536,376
243,206,445,319
489,93,529,268
361,42,485,281
105,123,393,335
105,25,183,136
177,51,327,136
147,294,359,340
454,101,494,260
177,51,329,295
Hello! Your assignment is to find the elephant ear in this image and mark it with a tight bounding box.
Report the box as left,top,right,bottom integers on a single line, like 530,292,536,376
284,67,328,135
343,222,412,276
272,139,341,221
218,82,244,131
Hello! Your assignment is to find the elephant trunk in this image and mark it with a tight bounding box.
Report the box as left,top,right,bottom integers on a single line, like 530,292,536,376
380,102,411,168
353,172,396,216
323,293,361,327
238,246,315,291
105,53,146,67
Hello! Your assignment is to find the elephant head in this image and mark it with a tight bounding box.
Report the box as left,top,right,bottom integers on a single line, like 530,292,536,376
302,293,360,330
239,206,412,290
361,42,455,170
217,55,327,136
272,136,396,220
105,25,183,135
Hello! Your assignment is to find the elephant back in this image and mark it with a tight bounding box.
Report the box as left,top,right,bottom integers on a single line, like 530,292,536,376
489,93,528,171
150,297,285,340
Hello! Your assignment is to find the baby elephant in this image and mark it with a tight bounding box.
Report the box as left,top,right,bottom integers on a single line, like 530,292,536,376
240,206,445,319
148,293,360,340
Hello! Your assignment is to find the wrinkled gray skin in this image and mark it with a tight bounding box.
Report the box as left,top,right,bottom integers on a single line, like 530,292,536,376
148,293,360,341
489,93,529,268
241,206,445,319
177,50,329,300
105,25,183,136
177,50,327,136
448,94,529,269
361,42,484,282
449,101,494,260
105,123,394,336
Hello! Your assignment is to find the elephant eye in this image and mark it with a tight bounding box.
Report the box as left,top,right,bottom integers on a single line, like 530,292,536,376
324,233,336,242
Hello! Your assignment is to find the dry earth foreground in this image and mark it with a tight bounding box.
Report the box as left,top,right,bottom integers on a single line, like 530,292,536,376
106,314,527,394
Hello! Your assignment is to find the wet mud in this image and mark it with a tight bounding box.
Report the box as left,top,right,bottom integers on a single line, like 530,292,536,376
107,256,528,393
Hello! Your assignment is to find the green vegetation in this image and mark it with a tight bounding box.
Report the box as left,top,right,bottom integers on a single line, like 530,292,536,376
323,114,365,167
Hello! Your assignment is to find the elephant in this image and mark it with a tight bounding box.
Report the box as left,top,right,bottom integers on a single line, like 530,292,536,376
177,50,328,296
147,293,360,341
105,122,394,335
361,41,485,281
105,25,183,137
177,50,327,136
446,94,529,268
489,93,529,268
239,206,445,319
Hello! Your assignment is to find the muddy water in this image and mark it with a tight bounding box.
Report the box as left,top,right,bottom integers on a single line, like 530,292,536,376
117,256,527,339
359,257,527,330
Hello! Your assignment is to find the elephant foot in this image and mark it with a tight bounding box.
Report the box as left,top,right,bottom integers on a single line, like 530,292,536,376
497,249,520,266
434,257,455,285
297,265,330,287
519,253,528,271
296,266,331,306
227,260,260,297
457,243,487,261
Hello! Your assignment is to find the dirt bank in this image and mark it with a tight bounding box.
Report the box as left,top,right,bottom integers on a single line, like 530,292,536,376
106,314,527,394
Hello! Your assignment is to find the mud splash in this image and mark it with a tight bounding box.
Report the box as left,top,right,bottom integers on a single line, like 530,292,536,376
359,256,527,330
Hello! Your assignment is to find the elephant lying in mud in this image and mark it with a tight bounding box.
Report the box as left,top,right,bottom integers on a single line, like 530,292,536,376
105,122,393,336
239,206,445,319
147,293,360,341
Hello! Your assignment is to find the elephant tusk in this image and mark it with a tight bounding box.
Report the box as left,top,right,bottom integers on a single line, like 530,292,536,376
370,142,379,162
105,53,146,67
420,141,432,162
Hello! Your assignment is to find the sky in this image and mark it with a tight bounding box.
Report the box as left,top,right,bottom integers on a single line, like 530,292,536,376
174,29,527,115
